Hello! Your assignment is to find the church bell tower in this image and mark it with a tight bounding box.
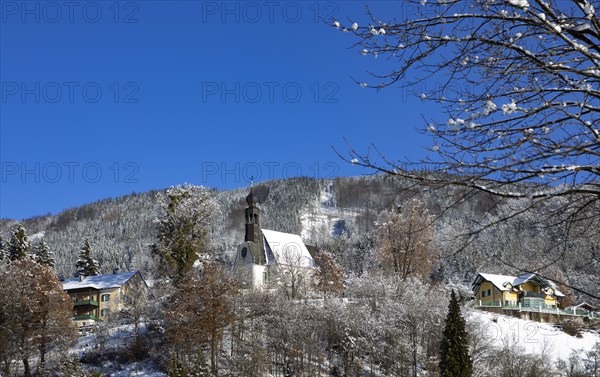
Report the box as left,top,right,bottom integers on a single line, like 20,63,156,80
244,188,262,243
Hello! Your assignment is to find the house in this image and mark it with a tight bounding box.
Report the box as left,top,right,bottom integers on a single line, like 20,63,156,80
472,272,565,309
234,188,316,290
62,270,148,327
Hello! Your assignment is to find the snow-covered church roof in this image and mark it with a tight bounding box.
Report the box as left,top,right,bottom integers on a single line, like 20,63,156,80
62,271,139,291
262,229,315,268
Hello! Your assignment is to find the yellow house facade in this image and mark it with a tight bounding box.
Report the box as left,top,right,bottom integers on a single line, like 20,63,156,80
62,270,148,327
472,272,564,309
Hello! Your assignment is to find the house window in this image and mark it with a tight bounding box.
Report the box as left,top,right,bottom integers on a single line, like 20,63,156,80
101,294,111,302
101,309,110,317
482,289,491,298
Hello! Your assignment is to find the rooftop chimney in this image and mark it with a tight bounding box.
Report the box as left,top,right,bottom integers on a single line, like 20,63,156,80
113,268,119,274
78,273,84,282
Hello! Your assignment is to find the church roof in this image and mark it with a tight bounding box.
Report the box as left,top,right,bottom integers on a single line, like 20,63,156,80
262,229,315,268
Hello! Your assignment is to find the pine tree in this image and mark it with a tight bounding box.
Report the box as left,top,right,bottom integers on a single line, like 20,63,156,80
189,350,210,377
169,355,186,377
75,240,100,276
32,240,55,269
7,224,30,262
439,290,472,377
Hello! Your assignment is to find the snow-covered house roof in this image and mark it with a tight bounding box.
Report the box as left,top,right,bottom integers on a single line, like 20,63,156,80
474,273,518,292
262,229,315,268
62,271,141,291
472,272,564,296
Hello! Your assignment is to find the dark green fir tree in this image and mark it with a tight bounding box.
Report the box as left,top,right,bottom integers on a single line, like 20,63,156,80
439,290,472,377
75,239,100,276
33,240,55,269
8,223,30,262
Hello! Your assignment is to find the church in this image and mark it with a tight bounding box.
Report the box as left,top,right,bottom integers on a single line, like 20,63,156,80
234,188,316,290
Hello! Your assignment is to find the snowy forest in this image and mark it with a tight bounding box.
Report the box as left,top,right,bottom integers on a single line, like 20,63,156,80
0,175,599,376
2,0,600,374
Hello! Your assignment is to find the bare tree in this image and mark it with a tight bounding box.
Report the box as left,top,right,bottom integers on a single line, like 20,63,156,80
376,198,438,281
165,262,237,375
0,259,75,376
313,251,345,298
333,0,599,296
275,243,314,299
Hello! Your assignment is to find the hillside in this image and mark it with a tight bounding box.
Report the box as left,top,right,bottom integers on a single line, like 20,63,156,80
0,175,598,303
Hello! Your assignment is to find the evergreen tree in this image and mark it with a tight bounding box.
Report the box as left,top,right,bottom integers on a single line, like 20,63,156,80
7,224,30,262
439,290,472,377
75,240,100,276
32,240,55,269
189,350,210,377
152,185,216,283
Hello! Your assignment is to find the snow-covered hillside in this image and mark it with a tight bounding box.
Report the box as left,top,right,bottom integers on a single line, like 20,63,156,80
467,309,600,374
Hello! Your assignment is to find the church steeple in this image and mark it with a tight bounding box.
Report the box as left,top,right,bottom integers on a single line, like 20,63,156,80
244,186,261,243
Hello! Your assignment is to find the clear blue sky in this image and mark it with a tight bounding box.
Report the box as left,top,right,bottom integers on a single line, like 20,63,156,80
1,1,434,220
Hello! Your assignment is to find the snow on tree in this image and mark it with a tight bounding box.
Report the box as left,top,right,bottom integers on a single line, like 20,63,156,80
440,290,473,377
0,259,76,376
32,239,55,269
164,262,237,375
334,0,599,298
74,239,100,276
7,223,31,262
313,250,345,297
336,0,598,199
152,184,218,283
0,235,6,262
375,198,438,281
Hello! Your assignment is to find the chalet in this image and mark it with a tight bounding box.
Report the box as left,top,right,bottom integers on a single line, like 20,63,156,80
234,188,316,289
62,270,147,327
472,272,565,309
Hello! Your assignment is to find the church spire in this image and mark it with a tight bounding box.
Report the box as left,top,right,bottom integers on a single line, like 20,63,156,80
244,183,261,242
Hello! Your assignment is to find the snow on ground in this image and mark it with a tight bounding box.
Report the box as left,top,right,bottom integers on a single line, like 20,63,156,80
468,309,599,360
300,183,361,240
73,323,167,377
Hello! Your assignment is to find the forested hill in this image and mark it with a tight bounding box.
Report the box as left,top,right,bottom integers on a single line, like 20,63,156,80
1,175,597,302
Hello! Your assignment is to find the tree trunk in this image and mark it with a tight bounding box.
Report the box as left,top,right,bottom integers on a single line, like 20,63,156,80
39,338,46,375
211,330,217,375
23,357,30,377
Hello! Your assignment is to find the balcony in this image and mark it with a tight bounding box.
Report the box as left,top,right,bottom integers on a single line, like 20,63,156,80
73,299,98,307
519,291,546,299
73,314,100,322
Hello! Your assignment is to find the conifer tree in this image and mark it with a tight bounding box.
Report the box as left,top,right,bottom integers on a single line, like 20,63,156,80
439,290,472,377
7,224,30,262
75,240,100,276
32,240,55,269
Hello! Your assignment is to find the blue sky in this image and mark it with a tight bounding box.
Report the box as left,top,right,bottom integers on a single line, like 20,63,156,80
1,1,435,220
